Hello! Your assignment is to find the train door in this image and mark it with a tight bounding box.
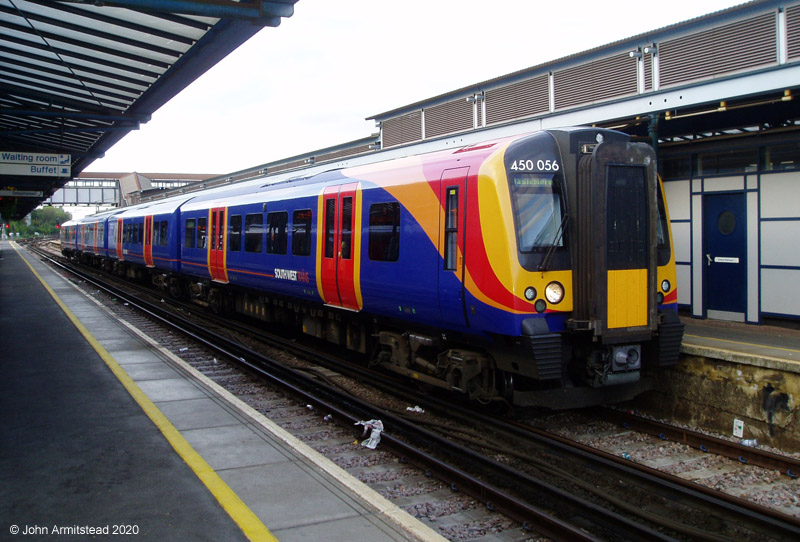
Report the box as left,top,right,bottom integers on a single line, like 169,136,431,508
703,192,746,321
438,167,469,328
319,183,361,310
143,215,154,267
208,207,228,283
116,218,124,260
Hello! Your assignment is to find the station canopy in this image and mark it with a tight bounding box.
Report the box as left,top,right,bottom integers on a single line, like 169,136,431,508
0,0,297,220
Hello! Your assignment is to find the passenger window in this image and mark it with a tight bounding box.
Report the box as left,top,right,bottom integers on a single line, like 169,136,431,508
245,213,263,253
197,217,207,249
159,221,168,247
185,218,196,249
292,209,312,256
324,199,336,258
210,212,217,250
341,197,352,259
267,211,288,254
229,215,242,252
369,202,400,262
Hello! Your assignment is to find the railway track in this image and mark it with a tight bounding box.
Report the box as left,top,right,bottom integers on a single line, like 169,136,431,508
32,242,800,541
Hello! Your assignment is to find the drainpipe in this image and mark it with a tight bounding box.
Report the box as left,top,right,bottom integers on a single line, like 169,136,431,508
648,113,659,158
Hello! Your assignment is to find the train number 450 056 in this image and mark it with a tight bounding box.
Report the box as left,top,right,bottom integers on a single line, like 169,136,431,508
509,159,560,172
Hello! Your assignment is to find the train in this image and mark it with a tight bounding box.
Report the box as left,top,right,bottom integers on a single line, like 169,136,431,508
60,127,684,409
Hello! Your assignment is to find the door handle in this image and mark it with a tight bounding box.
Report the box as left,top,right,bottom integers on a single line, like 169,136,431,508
706,254,712,266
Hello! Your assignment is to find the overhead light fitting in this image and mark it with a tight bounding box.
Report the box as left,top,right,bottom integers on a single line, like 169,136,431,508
665,92,792,121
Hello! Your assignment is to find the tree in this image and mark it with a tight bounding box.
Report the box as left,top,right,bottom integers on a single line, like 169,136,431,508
7,206,72,238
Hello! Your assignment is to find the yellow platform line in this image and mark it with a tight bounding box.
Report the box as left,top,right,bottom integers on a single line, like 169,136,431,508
684,333,800,355
14,243,277,542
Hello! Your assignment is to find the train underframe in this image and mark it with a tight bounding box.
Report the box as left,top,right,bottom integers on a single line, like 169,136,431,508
163,271,681,409
69,253,681,409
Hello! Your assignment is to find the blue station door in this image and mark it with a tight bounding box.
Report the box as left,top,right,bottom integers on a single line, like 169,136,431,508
703,192,746,321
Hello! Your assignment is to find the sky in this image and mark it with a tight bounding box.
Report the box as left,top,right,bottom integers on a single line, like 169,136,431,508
87,0,747,175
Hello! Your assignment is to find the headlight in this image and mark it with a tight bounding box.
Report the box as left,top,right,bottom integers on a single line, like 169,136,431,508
661,279,671,292
534,299,547,313
524,287,537,301
545,281,564,304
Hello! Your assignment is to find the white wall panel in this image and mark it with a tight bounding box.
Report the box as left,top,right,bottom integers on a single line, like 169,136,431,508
664,180,690,220
671,221,691,262
703,176,744,192
761,172,800,218
761,220,800,266
761,268,800,316
747,191,760,323
676,263,691,306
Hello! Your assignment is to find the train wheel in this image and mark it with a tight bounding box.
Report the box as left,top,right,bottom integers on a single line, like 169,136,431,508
169,278,185,299
208,289,222,314
497,370,514,405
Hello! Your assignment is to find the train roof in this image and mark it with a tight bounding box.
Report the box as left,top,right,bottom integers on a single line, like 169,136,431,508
77,127,632,221
180,170,344,212
75,208,126,224
116,194,198,218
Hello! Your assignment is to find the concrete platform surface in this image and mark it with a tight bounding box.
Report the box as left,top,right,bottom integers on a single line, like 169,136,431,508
682,316,800,372
0,241,443,542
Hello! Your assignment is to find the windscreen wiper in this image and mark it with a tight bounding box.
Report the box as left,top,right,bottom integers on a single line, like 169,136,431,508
538,214,569,272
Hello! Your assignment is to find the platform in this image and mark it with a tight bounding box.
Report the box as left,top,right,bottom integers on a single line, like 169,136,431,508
681,316,800,372
638,315,800,451
0,240,442,542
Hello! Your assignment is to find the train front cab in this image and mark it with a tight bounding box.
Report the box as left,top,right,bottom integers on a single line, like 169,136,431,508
59,220,78,257
74,215,107,265
506,128,684,407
